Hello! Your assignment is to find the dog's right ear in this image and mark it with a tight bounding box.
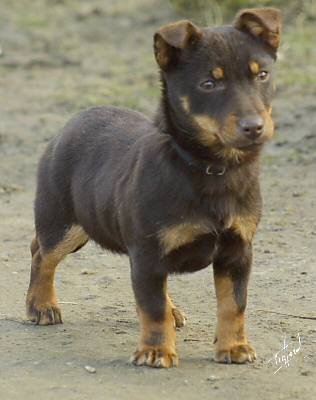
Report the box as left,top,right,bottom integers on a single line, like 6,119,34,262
154,20,202,70
234,8,281,52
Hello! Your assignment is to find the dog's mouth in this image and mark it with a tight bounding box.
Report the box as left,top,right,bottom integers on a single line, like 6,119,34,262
218,125,274,151
234,140,265,150
216,132,266,151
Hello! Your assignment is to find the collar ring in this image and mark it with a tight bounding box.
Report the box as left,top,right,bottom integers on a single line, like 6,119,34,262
206,165,226,176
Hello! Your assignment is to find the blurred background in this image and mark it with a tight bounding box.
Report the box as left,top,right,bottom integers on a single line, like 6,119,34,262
0,2,315,400
0,0,315,184
0,0,315,189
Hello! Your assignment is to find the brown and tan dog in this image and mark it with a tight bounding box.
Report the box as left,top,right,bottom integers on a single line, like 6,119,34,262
26,8,281,368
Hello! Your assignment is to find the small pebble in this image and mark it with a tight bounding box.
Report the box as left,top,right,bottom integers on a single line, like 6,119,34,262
81,269,95,275
207,375,219,382
84,365,96,374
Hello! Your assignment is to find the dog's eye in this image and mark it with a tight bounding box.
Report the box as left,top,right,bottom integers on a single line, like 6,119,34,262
256,71,269,82
200,80,216,91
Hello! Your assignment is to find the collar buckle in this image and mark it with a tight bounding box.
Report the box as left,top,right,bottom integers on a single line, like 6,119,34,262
171,140,227,176
205,165,226,176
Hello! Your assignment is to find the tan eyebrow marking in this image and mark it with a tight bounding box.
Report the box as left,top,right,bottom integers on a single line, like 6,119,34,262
249,61,260,75
212,66,224,80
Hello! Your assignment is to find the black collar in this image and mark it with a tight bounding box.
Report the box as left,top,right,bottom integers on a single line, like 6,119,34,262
171,140,226,176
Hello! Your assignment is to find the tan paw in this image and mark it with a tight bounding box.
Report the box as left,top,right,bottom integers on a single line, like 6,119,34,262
130,348,179,368
172,307,187,328
27,301,63,325
215,343,257,364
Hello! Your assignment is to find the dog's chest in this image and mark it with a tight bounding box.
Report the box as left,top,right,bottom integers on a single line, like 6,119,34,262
158,199,235,257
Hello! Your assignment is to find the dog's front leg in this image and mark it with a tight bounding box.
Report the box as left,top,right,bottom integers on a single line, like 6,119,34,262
129,250,178,368
213,229,257,364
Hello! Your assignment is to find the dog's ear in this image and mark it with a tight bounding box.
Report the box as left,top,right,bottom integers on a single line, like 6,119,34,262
154,20,202,70
234,8,281,52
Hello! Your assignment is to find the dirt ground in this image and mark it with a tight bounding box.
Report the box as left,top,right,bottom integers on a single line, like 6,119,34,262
0,1,315,399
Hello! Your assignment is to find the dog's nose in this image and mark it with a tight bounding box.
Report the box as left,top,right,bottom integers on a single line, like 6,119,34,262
238,116,264,139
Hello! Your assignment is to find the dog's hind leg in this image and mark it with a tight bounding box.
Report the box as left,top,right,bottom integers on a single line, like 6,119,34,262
26,225,88,325
167,294,186,328
30,236,40,256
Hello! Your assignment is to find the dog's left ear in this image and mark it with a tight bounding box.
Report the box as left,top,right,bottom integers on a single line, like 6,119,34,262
154,20,202,70
234,8,281,52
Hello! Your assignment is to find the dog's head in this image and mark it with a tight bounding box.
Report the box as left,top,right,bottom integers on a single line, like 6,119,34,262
154,8,281,157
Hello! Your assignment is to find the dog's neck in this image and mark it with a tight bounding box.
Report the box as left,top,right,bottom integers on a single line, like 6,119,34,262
154,81,262,170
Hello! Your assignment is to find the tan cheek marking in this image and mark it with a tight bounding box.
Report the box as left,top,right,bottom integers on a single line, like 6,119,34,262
180,96,190,113
216,114,244,163
158,223,209,255
265,113,274,140
260,110,274,140
192,115,219,147
249,61,260,75
230,214,258,243
212,66,224,80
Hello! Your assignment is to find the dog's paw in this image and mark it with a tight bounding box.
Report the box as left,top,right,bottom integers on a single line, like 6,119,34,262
27,301,63,325
130,348,179,368
172,307,186,328
214,343,256,364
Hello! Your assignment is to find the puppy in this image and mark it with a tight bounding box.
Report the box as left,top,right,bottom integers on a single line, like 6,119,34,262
26,8,281,368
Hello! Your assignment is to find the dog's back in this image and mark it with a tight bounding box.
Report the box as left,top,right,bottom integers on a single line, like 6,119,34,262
35,105,153,252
